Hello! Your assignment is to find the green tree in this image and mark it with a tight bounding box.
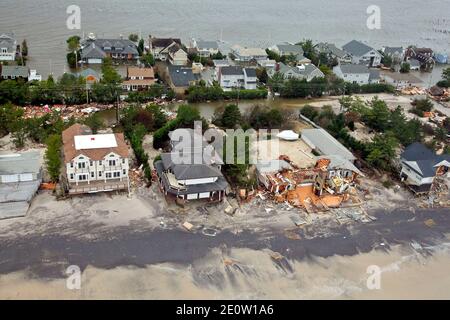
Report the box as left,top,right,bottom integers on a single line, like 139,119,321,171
0,103,24,136
366,132,398,170
138,38,145,56
128,34,139,42
21,39,28,57
45,134,62,182
146,104,168,129
101,58,122,84
220,104,242,128
442,67,450,82
268,72,284,93
141,52,155,67
400,62,410,73
83,113,104,134
364,98,390,131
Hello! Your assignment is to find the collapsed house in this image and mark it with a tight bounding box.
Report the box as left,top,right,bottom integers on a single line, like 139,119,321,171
256,154,363,211
313,155,363,196
0,151,42,219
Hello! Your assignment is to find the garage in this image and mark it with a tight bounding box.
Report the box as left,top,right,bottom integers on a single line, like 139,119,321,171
1,174,19,183
19,173,33,182
199,192,210,199
187,193,198,200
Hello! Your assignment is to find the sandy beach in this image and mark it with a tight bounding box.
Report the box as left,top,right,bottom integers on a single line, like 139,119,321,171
1,244,450,299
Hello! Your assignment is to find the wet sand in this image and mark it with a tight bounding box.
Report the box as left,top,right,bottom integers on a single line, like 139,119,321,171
1,244,449,299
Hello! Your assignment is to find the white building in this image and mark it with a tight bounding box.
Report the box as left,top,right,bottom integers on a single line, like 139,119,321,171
0,33,16,61
62,124,130,195
192,39,219,57
342,40,382,67
218,66,257,91
231,45,268,62
382,72,422,89
333,64,373,85
400,142,449,193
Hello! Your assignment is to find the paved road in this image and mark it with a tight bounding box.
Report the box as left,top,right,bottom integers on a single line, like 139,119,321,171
0,207,449,278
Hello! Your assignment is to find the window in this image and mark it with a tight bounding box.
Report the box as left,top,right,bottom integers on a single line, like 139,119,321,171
99,161,102,165
70,173,74,179
122,158,125,164
106,172,112,178
109,160,116,166
70,162,74,168
113,172,120,178
90,161,93,166
78,174,87,181
78,162,86,169
91,172,95,178
123,169,126,175
1,48,7,53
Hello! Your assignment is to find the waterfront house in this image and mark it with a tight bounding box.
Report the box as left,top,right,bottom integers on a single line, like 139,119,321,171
333,63,373,85
1,65,29,81
315,42,351,63
269,62,325,82
382,46,405,62
218,66,257,91
74,68,100,85
149,36,182,61
408,58,421,71
166,65,199,96
167,43,189,66
381,72,422,89
154,128,228,202
80,37,139,64
62,124,130,195
405,47,434,70
231,45,268,62
342,40,382,67
192,39,219,57
0,33,17,61
399,142,449,193
0,151,42,219
269,43,309,63
122,66,156,91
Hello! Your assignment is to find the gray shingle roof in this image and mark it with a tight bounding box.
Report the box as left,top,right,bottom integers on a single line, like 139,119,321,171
343,40,375,57
80,43,107,59
315,42,347,58
384,47,403,56
168,66,197,87
155,160,228,196
196,40,218,50
0,151,41,175
81,38,138,58
339,64,370,74
401,142,450,177
0,33,15,52
220,66,243,76
276,43,304,55
244,68,256,77
301,128,356,161
1,65,29,78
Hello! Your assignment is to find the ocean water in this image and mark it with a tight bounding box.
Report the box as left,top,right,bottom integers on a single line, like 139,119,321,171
1,0,449,77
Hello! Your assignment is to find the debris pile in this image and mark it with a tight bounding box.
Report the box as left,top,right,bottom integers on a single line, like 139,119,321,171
254,155,364,214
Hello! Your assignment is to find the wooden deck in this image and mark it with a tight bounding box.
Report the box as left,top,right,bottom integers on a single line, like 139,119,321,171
68,178,129,195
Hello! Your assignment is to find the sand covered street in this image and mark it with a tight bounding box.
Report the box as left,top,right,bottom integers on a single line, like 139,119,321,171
0,183,449,299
